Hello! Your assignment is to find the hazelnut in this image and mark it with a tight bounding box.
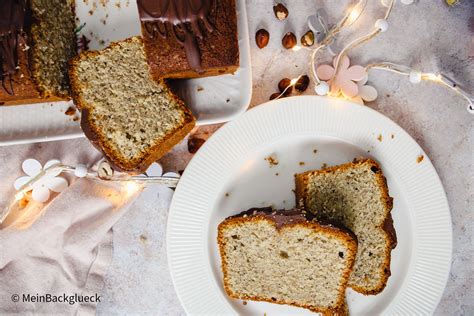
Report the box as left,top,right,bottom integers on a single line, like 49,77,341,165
273,3,289,20
301,30,314,47
282,32,297,49
269,92,281,100
98,161,114,180
278,78,293,95
295,75,310,92
255,29,270,49
187,136,206,154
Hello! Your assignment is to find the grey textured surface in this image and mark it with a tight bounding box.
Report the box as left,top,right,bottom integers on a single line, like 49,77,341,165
97,1,473,315
0,0,470,315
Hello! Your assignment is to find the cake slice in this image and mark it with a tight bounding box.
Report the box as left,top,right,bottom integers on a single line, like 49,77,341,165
295,159,397,295
137,0,239,80
1,0,76,105
69,37,195,173
218,208,357,314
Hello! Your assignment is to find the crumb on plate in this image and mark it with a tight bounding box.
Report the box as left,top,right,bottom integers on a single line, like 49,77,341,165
264,155,279,167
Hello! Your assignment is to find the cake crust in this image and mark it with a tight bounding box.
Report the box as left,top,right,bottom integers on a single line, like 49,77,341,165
295,159,397,295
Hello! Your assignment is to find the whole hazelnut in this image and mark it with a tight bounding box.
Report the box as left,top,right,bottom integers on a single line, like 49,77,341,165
282,32,297,49
273,3,289,21
188,137,206,154
278,78,293,95
270,92,281,100
255,29,270,49
295,75,310,92
301,30,314,47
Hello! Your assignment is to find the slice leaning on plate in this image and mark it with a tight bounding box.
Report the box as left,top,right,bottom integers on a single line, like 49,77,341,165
218,208,357,314
69,36,195,173
295,159,397,295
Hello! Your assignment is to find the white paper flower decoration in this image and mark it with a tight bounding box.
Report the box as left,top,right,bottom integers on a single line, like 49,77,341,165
14,159,68,203
316,55,367,98
349,74,378,104
144,162,180,186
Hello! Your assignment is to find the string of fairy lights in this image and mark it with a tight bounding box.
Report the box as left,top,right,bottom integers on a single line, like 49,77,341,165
0,161,178,224
1,0,472,224
278,0,473,113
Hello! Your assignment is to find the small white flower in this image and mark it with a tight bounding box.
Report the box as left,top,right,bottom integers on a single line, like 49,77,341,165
14,159,68,203
143,162,180,193
144,162,181,179
349,74,378,105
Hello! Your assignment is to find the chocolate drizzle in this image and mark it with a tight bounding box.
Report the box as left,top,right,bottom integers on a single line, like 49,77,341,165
137,0,214,72
231,207,308,229
0,0,26,95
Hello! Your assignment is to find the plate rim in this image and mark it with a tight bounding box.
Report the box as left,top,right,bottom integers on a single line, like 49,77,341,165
167,95,452,315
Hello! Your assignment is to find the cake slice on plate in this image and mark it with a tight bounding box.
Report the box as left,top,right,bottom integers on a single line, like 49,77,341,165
69,36,195,173
295,159,397,295
218,208,357,314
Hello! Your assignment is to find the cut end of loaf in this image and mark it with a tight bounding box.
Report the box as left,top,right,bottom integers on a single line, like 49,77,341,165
30,0,77,97
217,212,357,313
70,36,195,173
295,158,396,295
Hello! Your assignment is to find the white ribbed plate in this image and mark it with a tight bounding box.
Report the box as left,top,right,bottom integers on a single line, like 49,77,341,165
168,96,452,315
0,0,251,146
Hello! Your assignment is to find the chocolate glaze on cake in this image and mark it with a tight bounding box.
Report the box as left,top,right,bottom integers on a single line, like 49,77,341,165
137,0,239,80
0,0,27,95
137,0,214,72
230,207,358,242
231,207,307,229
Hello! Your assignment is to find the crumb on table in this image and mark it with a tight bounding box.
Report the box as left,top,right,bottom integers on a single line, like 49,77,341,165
313,149,318,154
299,161,305,166
225,192,230,197
417,155,424,163
391,134,395,139
321,163,328,169
377,134,383,142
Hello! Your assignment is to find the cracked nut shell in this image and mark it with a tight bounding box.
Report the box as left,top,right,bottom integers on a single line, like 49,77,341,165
273,3,289,20
301,30,314,47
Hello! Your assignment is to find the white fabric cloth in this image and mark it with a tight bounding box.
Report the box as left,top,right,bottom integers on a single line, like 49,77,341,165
0,140,139,315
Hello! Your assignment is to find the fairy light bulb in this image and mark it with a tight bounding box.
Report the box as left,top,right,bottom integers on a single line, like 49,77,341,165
347,8,361,25
292,45,302,52
344,0,367,27
424,73,441,81
409,71,422,83
125,181,140,196
15,191,25,201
